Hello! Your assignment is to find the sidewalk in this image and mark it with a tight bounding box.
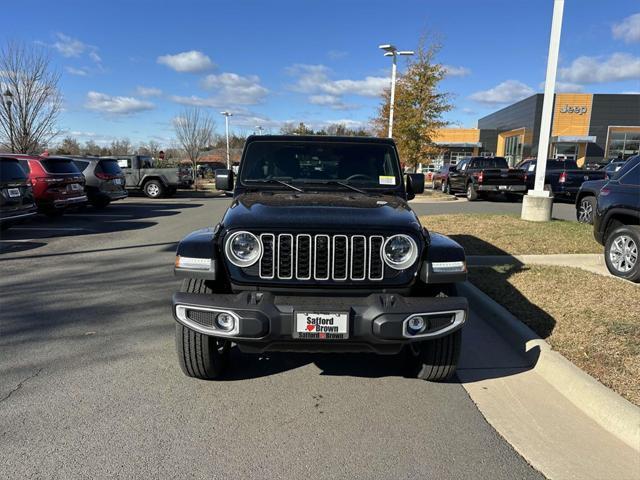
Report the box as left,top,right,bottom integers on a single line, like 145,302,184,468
468,253,610,277
459,299,640,480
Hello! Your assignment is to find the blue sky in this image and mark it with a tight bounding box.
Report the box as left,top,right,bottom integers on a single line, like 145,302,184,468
2,0,639,146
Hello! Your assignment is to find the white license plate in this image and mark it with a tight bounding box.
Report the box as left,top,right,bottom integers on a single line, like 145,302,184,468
113,178,122,185
294,312,349,339
498,185,508,190
69,183,82,191
7,188,21,197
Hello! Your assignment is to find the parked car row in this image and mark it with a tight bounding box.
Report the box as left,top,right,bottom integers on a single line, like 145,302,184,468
428,157,615,203
517,159,606,200
0,154,128,229
576,155,640,282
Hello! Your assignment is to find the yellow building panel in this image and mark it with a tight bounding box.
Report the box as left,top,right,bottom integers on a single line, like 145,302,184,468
497,128,526,156
433,128,480,143
552,93,593,137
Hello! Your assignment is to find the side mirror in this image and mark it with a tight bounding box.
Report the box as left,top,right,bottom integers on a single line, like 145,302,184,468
215,169,234,192
406,173,425,200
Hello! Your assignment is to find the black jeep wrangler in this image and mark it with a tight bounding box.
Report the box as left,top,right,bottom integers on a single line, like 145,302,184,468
172,136,468,381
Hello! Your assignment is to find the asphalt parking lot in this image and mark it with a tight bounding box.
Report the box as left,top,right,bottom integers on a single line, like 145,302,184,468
0,196,552,479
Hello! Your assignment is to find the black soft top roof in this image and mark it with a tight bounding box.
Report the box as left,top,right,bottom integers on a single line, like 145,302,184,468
244,135,396,145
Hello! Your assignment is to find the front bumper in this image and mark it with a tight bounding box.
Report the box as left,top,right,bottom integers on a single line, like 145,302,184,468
477,184,526,192
172,291,468,354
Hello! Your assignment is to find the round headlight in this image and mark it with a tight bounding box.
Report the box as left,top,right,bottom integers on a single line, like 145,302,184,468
225,231,261,267
382,234,418,270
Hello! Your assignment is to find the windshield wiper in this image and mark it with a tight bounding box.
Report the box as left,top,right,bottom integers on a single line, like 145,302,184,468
302,180,368,195
246,179,304,192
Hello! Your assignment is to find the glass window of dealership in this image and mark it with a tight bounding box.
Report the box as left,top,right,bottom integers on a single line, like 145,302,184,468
431,93,640,167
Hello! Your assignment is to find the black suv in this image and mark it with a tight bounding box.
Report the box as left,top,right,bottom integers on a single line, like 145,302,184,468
171,136,468,381
593,155,640,282
0,156,37,229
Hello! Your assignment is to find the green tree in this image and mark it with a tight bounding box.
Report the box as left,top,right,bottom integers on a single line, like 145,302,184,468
373,36,452,169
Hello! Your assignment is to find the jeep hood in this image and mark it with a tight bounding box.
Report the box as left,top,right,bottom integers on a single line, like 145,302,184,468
221,192,422,233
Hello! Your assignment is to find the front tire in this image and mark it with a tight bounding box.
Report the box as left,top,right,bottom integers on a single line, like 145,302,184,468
604,225,640,282
144,180,164,199
175,279,231,379
577,196,596,224
406,330,462,381
444,181,451,195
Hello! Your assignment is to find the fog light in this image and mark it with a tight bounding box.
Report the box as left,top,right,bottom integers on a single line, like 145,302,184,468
407,316,427,334
215,313,235,331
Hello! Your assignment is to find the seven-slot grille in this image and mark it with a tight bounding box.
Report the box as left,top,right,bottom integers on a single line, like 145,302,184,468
258,233,385,281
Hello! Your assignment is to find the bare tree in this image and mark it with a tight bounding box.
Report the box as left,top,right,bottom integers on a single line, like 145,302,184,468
138,140,161,158
110,138,132,155
174,108,215,189
0,41,62,153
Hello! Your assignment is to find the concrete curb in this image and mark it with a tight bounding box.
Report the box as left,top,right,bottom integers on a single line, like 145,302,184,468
458,281,640,451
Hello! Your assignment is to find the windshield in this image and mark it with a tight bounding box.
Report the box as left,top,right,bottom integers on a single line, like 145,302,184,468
97,160,123,175
0,159,27,181
40,159,81,174
240,141,401,189
472,158,508,169
547,160,578,170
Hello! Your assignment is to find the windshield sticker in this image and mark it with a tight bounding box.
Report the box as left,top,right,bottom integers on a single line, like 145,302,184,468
379,176,396,185
528,164,535,172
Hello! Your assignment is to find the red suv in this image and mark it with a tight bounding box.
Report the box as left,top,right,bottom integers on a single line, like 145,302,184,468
8,155,88,215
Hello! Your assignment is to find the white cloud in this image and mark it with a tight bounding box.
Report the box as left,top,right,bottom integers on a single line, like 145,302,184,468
136,86,162,97
622,91,640,94
288,64,388,97
200,72,268,105
559,53,640,83
157,50,215,73
469,80,535,105
52,33,87,57
308,94,358,110
327,50,348,60
65,66,89,76
169,95,220,108
537,81,584,92
612,13,640,43
443,65,471,77
85,91,155,115
50,33,101,65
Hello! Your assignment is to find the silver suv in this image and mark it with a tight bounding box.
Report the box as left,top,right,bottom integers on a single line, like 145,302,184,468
70,157,127,208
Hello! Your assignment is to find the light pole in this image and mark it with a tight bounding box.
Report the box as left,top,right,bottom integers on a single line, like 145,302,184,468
521,0,565,222
379,44,414,138
220,111,232,170
255,125,264,135
3,88,14,153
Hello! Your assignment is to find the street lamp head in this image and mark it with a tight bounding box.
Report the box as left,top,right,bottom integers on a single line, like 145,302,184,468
398,51,415,56
378,44,396,53
220,111,232,117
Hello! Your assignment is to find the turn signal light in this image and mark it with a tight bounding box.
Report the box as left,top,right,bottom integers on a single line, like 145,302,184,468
478,171,484,183
558,172,567,183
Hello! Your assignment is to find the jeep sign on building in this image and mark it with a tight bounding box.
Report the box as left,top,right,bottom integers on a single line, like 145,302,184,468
432,93,640,167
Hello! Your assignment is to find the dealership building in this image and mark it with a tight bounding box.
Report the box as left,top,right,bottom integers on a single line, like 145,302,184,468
432,93,640,167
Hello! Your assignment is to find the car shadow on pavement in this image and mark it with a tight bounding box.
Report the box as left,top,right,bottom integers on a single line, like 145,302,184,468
0,200,202,255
